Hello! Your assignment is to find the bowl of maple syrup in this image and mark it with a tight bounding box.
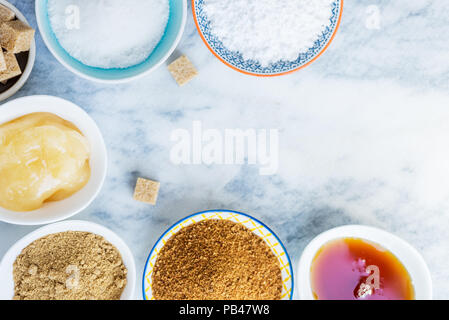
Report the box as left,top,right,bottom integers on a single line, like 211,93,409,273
297,225,432,300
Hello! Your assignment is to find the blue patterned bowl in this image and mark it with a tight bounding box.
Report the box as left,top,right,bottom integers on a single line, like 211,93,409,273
35,0,187,83
193,0,343,76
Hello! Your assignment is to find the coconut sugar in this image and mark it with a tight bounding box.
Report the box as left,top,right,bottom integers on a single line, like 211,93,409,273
203,0,335,66
152,219,283,300
47,0,169,69
13,231,127,300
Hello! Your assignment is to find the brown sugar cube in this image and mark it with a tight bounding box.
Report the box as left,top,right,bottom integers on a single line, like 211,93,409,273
167,55,198,86
0,20,35,53
0,52,21,82
133,178,160,205
0,50,6,72
0,5,15,22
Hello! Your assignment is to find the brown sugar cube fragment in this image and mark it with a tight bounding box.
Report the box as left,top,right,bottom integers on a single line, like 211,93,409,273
0,20,35,53
167,55,198,86
133,178,160,205
0,5,15,22
0,50,6,72
0,52,21,82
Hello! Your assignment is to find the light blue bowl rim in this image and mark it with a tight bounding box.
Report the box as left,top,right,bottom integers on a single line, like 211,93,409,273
142,209,294,300
35,0,187,83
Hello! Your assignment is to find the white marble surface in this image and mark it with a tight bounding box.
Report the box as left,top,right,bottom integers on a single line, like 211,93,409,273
1,0,449,299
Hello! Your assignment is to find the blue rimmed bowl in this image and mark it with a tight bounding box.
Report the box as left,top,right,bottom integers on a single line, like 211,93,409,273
35,0,187,83
192,0,343,76
143,209,294,300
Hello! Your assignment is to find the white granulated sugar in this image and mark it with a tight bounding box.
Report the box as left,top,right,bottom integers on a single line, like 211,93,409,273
203,0,335,66
48,0,169,69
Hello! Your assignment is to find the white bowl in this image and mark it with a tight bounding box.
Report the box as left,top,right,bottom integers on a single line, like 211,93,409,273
0,0,36,101
0,95,107,225
297,225,433,300
0,220,136,300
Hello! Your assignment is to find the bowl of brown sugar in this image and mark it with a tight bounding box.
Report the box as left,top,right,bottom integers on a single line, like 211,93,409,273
0,0,36,102
0,220,136,300
142,210,293,300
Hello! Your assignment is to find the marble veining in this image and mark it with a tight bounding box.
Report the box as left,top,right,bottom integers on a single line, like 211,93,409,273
1,0,449,299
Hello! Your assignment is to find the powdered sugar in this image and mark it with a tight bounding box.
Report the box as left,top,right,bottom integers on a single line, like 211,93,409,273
48,0,169,69
203,0,335,66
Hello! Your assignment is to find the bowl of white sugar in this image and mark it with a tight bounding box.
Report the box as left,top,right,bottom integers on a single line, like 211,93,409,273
193,0,343,76
36,0,187,83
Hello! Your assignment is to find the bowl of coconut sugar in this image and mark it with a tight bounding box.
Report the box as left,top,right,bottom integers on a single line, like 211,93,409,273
36,0,187,83
193,0,343,76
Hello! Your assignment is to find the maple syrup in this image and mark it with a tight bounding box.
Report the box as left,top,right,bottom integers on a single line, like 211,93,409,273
310,238,415,300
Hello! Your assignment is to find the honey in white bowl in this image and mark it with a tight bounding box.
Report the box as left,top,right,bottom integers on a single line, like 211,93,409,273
0,112,90,212
311,238,415,300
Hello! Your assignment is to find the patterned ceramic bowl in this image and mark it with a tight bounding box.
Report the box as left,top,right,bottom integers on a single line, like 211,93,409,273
143,210,294,300
192,0,343,76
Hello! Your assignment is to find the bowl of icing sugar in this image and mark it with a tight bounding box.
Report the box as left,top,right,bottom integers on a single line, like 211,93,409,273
193,0,343,76
36,0,187,83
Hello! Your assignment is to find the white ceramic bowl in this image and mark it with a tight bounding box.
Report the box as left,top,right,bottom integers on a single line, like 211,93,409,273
0,95,107,225
0,0,36,101
297,225,432,300
0,220,136,300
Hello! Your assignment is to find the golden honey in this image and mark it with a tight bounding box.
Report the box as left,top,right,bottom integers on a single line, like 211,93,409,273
0,113,91,212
